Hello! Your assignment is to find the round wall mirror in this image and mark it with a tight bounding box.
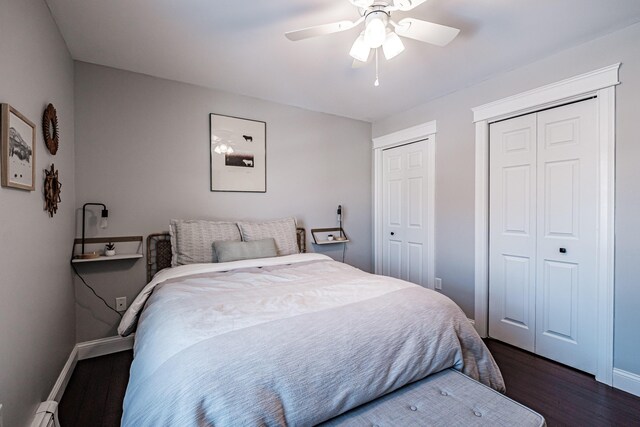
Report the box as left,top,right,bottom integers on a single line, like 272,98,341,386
43,103,59,155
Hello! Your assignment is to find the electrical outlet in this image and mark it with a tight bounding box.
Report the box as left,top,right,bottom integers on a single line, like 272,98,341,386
434,277,442,290
116,297,127,312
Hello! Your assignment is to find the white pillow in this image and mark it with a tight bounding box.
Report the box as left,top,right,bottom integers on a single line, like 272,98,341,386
169,219,241,266
236,217,299,256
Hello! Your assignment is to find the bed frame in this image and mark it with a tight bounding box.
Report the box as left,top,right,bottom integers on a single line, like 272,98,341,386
146,228,307,282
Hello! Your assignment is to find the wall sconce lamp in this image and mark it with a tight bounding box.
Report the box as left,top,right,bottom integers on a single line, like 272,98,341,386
77,202,108,259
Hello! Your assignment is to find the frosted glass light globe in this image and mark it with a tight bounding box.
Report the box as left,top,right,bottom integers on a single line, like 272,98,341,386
364,14,387,48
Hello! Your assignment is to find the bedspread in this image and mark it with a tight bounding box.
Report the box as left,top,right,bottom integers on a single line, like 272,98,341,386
120,254,504,426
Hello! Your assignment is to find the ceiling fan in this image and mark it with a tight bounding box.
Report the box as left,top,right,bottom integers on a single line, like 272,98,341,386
285,0,460,74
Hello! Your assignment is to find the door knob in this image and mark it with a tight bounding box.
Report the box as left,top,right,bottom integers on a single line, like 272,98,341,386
559,248,567,254
390,232,395,236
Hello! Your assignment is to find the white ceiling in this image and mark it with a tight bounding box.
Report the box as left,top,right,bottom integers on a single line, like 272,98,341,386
46,0,640,122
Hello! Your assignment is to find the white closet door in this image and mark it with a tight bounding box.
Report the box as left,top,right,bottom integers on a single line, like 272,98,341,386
382,140,429,286
489,114,538,352
535,99,598,374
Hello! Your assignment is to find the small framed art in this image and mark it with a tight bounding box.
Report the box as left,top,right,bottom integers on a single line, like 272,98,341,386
210,113,266,192
1,104,36,191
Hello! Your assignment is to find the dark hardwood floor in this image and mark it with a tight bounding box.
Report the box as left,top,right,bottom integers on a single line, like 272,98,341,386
58,350,132,427
59,340,640,426
485,339,640,426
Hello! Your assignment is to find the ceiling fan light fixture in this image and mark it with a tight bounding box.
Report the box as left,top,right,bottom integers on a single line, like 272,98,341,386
364,12,388,48
382,31,405,60
350,33,371,62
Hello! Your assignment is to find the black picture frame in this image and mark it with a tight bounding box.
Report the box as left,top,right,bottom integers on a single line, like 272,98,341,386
209,113,266,193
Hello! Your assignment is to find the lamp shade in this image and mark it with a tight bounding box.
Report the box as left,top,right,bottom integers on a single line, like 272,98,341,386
382,31,405,60
213,143,234,155
350,33,371,62
364,13,387,48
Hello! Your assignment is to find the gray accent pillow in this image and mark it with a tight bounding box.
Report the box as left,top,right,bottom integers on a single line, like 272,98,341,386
169,219,241,266
213,238,278,263
237,217,299,256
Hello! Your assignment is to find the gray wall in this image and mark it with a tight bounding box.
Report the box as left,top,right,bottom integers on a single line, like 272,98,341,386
373,22,640,376
0,0,76,426
73,62,372,342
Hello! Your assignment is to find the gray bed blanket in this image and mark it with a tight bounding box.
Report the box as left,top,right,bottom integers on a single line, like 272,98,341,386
122,258,504,426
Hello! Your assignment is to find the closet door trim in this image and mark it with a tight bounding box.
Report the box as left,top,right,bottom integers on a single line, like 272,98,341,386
473,64,619,386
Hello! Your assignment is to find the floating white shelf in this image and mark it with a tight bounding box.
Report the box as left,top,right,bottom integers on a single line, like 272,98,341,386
72,254,143,263
311,227,349,245
72,235,143,263
313,239,350,245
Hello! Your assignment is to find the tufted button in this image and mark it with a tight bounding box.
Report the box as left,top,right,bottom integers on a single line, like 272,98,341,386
474,411,482,417
440,391,448,396
372,424,379,427
410,405,418,411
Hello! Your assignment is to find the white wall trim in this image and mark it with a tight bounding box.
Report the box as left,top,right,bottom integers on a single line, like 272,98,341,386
613,369,640,398
46,347,78,403
473,64,618,386
472,63,620,123
32,401,60,427
373,121,436,289
372,120,437,150
77,334,135,360
473,120,489,338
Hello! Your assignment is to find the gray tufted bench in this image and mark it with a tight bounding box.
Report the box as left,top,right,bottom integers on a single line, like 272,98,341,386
320,369,546,426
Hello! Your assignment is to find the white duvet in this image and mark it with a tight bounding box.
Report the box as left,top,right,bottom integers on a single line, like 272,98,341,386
119,253,504,426
120,253,415,380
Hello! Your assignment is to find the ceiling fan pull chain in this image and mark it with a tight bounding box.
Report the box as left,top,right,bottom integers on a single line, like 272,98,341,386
374,48,380,87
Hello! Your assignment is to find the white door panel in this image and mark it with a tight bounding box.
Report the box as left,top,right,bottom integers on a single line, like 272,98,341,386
503,165,531,235
535,99,598,374
382,140,430,286
541,260,579,342
489,114,537,352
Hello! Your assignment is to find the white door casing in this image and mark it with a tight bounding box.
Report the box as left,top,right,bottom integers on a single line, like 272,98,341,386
372,121,436,289
473,64,619,385
382,141,429,285
489,114,538,352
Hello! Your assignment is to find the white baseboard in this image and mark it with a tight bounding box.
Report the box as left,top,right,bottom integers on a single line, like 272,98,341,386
47,346,78,402
77,334,134,360
613,368,640,397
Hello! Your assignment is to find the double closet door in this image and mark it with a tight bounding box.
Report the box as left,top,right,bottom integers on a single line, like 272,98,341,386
489,99,598,374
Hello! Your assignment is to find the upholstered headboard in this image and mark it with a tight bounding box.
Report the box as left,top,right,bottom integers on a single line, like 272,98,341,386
146,227,306,282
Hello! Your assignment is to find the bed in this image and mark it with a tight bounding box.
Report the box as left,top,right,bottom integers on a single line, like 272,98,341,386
118,218,505,426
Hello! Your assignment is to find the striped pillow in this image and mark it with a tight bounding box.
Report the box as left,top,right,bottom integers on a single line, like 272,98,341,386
237,217,299,256
169,219,241,266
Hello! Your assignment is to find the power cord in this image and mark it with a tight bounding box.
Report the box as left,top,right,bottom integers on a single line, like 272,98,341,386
70,244,123,319
342,242,346,263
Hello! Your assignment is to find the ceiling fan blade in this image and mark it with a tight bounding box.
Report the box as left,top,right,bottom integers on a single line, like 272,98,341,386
393,0,429,11
349,0,375,8
394,18,460,46
285,19,362,41
352,58,370,68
